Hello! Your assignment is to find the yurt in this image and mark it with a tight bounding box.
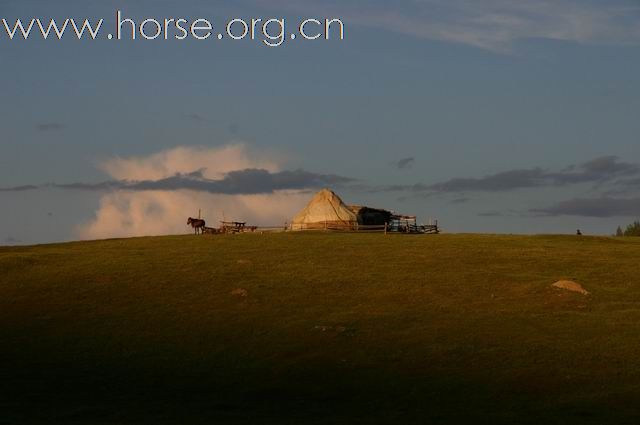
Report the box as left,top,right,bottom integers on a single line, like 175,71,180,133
291,189,358,230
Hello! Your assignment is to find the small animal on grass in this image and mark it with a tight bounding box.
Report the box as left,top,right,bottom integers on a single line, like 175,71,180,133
187,217,206,234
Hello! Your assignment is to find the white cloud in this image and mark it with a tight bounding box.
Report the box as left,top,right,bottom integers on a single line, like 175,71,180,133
78,145,309,240
100,144,279,181
78,190,307,239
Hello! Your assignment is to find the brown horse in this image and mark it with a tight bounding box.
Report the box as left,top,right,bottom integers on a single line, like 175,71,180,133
187,217,206,234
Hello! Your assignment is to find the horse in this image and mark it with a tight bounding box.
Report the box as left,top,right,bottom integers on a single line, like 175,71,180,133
187,217,206,234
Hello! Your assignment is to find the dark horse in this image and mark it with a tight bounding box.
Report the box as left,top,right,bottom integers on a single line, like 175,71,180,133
187,217,206,234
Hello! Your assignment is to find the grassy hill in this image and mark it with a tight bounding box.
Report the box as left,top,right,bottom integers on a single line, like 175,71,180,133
2,233,640,424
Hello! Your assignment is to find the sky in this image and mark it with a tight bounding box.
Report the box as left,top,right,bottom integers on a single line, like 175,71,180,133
2,0,640,244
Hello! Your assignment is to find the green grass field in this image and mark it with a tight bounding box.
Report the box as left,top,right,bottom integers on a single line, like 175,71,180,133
2,233,640,424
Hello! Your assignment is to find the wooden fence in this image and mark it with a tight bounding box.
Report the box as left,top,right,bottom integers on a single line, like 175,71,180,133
287,221,439,234
200,222,439,235
289,223,387,233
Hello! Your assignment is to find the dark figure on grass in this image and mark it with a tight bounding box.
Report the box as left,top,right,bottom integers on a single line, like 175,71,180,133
187,217,206,234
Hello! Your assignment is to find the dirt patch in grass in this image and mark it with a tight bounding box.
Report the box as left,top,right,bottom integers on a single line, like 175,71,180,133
552,280,590,295
230,288,249,297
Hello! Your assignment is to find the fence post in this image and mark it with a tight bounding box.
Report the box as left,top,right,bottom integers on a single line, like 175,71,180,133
384,222,388,235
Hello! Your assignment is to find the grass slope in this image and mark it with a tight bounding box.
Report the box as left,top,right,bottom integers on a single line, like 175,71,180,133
1,233,640,424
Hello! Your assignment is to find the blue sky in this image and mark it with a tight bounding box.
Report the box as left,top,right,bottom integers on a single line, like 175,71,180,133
2,0,640,244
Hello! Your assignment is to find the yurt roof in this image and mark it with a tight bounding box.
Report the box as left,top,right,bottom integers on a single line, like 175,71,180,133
292,189,358,224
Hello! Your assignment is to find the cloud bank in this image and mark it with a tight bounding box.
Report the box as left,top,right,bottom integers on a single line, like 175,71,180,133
0,144,355,239
0,145,354,195
74,145,338,240
384,156,640,195
38,168,352,195
0,185,39,192
376,155,640,218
